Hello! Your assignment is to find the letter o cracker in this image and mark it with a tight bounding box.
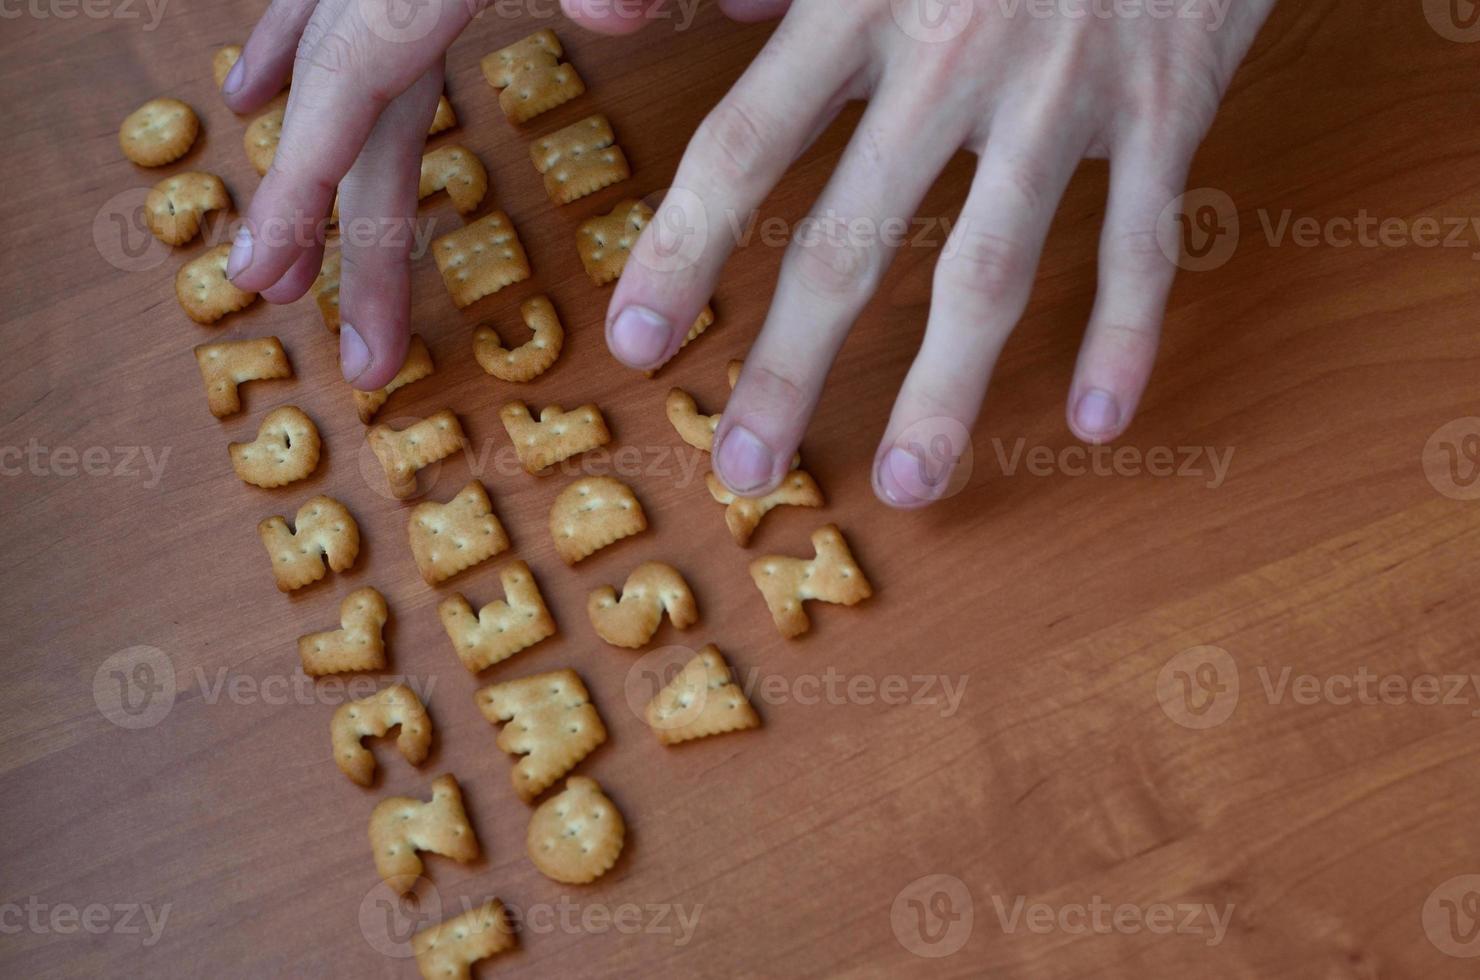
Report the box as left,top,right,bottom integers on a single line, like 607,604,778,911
526,777,624,884
258,495,359,592
473,295,564,383
300,586,389,677
368,774,480,894
413,899,517,979
230,405,321,488
331,683,432,787
144,172,230,246
548,477,647,566
419,145,488,215
119,98,199,167
177,244,257,324
244,106,283,176
587,561,697,649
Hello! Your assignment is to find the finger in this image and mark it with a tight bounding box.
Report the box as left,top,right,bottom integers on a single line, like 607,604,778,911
712,88,966,496
606,3,866,370
560,0,665,35
1065,122,1199,444
872,104,1091,508
222,0,317,111
336,65,442,390
260,241,325,304
717,0,793,21
228,0,475,295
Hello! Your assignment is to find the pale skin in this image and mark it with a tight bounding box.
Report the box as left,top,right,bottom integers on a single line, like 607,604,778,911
223,0,1276,507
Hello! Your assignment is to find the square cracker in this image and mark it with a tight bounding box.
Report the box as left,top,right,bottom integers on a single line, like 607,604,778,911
530,114,630,206
299,587,389,677
353,335,435,424
432,211,531,308
409,481,510,586
438,560,555,673
413,899,517,980
193,336,291,418
177,244,257,324
476,668,607,802
481,29,585,124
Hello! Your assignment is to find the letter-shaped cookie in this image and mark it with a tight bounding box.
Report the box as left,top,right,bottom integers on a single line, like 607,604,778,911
413,899,517,980
193,336,292,418
548,477,647,565
432,211,531,308
476,669,606,802
366,410,465,500
119,97,198,167
353,335,435,424
145,171,229,246
473,295,564,383
331,683,432,786
409,482,509,586
258,495,360,592
418,145,488,215
500,401,610,475
299,587,389,676
526,776,624,884
438,561,555,673
177,244,257,324
429,93,457,135
645,645,760,745
229,405,321,488
368,774,480,894
646,303,715,376
576,199,651,286
587,561,697,649
531,114,630,206
480,29,585,124
750,525,873,638
707,470,824,547
313,250,341,333
244,106,282,175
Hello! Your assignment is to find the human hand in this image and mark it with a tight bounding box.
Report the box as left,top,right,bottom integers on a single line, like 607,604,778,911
582,0,1276,507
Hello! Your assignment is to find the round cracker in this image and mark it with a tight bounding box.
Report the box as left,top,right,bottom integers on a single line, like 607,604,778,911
526,776,624,884
144,171,230,246
119,98,199,167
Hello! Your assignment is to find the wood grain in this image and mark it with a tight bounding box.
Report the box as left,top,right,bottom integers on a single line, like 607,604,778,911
4,0,1480,976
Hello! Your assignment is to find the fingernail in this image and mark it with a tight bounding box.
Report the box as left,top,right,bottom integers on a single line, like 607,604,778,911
608,306,671,367
1073,388,1120,441
716,425,774,494
225,226,253,280
876,446,947,508
222,57,245,95
340,324,372,383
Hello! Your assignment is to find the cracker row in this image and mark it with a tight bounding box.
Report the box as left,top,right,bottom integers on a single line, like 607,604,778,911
750,525,873,638
438,560,555,673
331,683,431,786
258,495,359,592
368,773,480,894
587,561,697,649
476,669,607,802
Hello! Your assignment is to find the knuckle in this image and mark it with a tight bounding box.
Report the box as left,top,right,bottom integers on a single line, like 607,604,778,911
937,226,1033,307
788,221,878,301
695,100,776,187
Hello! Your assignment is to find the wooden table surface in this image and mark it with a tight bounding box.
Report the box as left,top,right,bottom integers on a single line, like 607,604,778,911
6,0,1480,976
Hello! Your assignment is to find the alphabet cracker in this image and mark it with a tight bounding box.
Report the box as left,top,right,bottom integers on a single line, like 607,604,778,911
299,586,388,677
331,683,431,786
576,199,651,286
313,250,340,333
258,494,359,592
438,560,554,673
353,335,434,424
587,561,697,649
750,525,873,638
177,244,257,324
229,405,321,488
473,295,564,383
119,97,198,167
433,211,531,308
413,899,517,980
530,114,630,206
480,29,585,124
548,477,647,566
419,145,487,215
645,645,760,745
526,776,624,884
476,669,607,802
244,105,282,175
145,171,229,246
500,402,610,475
193,336,291,418
665,359,743,452
368,774,479,894
212,46,241,90
707,470,824,547
649,303,716,375
409,481,510,586
429,94,457,136
366,410,465,500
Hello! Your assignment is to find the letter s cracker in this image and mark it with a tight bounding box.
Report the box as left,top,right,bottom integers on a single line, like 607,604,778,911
587,561,696,649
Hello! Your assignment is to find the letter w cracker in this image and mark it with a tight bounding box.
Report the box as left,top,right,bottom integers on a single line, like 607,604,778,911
438,560,555,673
408,481,509,586
750,525,873,638
476,669,607,802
